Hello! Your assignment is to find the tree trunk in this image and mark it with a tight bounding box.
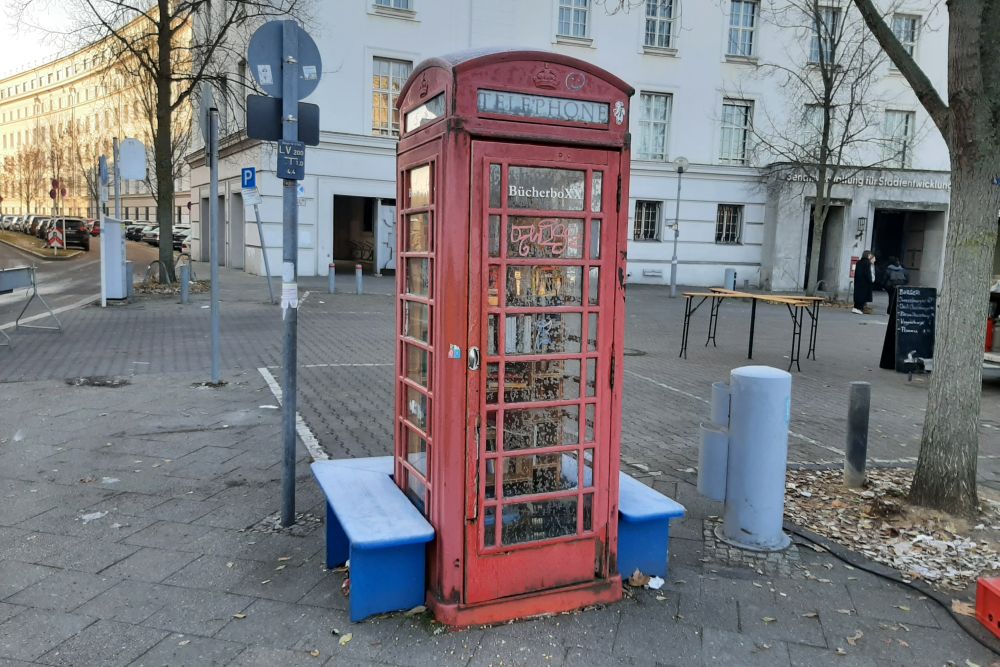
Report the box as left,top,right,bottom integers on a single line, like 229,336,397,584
804,203,828,296
155,2,175,283
909,164,997,514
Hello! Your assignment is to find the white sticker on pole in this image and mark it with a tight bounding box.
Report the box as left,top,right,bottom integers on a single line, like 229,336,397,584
280,262,297,317
257,64,273,86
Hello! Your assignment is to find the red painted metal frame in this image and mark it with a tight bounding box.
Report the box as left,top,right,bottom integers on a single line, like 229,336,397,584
395,48,632,625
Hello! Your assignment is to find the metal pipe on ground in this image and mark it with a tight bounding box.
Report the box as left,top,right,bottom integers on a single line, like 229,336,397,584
179,264,190,304
845,381,871,488
355,263,363,295
328,262,336,294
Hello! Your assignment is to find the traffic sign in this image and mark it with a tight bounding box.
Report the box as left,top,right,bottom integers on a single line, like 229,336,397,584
99,155,109,186
199,83,217,144
245,95,320,145
243,187,262,206
241,167,257,189
119,139,147,180
47,227,64,249
277,140,306,180
247,21,322,100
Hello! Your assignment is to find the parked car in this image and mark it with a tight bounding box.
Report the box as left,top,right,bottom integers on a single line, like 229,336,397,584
125,223,145,241
34,218,52,239
89,219,101,236
24,215,46,236
1,215,14,230
142,226,160,245
173,231,192,251
55,218,91,250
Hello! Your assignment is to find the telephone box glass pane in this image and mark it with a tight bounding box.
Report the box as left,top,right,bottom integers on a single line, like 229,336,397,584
409,165,431,207
506,266,582,307
485,459,496,499
562,450,593,486
501,498,578,545
405,345,429,387
404,301,430,342
406,213,430,252
406,473,426,514
502,453,578,497
484,506,497,546
588,268,600,305
503,359,581,403
487,314,499,355
508,167,585,211
591,172,603,212
588,313,598,350
488,215,501,256
590,220,601,258
507,217,583,259
585,403,596,442
489,164,502,208
585,358,596,397
486,362,500,404
488,266,500,306
406,258,430,296
486,411,497,451
405,385,429,431
583,494,593,531
503,405,580,450
504,313,582,355
406,428,427,475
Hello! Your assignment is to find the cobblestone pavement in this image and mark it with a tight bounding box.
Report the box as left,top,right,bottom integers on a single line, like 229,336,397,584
0,263,997,665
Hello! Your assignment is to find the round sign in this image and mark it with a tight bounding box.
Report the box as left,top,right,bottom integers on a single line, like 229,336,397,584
49,189,56,200
247,20,322,100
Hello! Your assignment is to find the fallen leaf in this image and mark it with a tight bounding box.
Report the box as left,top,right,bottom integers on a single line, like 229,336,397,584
404,605,426,616
655,595,667,601
846,630,863,646
275,565,286,571
178,640,190,646
628,569,650,587
967,661,981,667
339,633,353,646
309,649,320,657
836,648,847,655
226,562,234,568
836,609,854,615
897,639,909,647
761,616,777,624
952,600,976,618
278,556,292,562
260,579,271,585
232,613,247,620
802,612,819,618
894,605,910,612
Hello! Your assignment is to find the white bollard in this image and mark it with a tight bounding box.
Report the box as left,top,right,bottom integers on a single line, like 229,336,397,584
719,365,792,551
698,423,728,502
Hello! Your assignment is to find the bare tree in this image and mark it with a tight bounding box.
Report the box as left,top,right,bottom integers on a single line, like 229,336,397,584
15,0,306,280
850,0,1000,515
12,144,47,214
747,1,900,295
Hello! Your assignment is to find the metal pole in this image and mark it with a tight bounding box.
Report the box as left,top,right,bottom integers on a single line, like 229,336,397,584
113,138,121,221
180,264,190,304
844,381,871,488
209,108,221,384
355,263,363,294
328,262,336,294
280,20,301,528
253,203,275,304
669,167,684,298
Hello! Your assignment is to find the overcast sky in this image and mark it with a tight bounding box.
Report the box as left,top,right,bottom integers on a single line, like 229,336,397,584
0,2,72,79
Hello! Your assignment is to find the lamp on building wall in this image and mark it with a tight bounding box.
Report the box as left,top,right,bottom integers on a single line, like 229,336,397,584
856,216,867,237
669,156,689,298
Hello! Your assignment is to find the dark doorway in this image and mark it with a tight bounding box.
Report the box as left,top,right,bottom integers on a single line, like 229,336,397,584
804,205,844,291
332,195,376,273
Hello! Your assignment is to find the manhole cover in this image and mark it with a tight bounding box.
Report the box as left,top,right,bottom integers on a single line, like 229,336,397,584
623,348,647,357
65,376,130,388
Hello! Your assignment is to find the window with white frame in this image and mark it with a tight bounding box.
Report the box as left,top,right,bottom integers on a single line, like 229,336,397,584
634,200,661,241
636,92,673,161
720,99,753,165
883,110,915,168
728,0,758,57
375,0,413,9
558,0,590,38
644,0,676,49
809,6,840,64
891,14,919,57
372,57,412,137
715,205,743,244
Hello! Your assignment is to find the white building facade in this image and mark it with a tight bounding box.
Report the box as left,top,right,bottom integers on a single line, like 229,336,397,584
188,0,966,295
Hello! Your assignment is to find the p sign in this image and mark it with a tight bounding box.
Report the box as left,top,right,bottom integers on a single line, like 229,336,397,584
241,167,257,190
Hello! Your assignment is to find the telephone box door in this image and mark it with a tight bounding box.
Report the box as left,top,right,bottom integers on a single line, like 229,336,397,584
465,141,621,604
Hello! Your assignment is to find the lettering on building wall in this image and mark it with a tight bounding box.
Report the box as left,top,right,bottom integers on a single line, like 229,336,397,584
784,172,951,191
477,89,609,125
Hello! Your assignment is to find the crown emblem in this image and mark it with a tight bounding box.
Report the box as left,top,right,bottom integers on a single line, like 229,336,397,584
532,64,559,90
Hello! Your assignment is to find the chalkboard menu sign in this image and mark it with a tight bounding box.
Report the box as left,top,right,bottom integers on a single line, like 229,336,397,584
895,287,936,372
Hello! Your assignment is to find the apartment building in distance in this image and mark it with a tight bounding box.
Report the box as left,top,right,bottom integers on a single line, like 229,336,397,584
188,0,999,294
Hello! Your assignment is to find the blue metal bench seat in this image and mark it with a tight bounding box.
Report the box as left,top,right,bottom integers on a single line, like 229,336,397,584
311,458,434,621
617,473,686,579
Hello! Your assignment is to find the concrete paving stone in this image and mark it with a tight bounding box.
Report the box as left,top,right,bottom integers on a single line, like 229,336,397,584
35,539,139,574
817,611,924,664
612,598,703,664
98,547,200,584
845,580,940,628
141,587,255,637
0,496,61,527
0,530,80,567
228,646,342,667
162,554,324,602
295,573,350,613
103,438,208,461
701,627,791,667
0,560,58,599
700,570,777,605
657,566,704,597
786,642,882,667
123,520,217,553
233,532,325,565
374,621,484,667
737,600,828,648
5,569,120,613
0,658,44,667
564,648,660,666
129,632,247,667
191,502,273,531
21,502,155,542
163,459,243,482
468,633,567,667
95,492,173,517
221,449,281,471
673,592,739,634
76,580,184,625
139,498,222,523
0,605,23,626
39,619,168,667
0,608,94,662
175,446,244,466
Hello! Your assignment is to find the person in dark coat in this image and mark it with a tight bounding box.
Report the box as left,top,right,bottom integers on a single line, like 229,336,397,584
853,250,875,314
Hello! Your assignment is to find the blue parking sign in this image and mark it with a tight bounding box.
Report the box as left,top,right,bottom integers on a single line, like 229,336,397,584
241,167,256,190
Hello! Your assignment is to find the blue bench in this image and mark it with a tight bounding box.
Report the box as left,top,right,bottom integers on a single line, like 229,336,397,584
617,473,686,579
311,457,434,622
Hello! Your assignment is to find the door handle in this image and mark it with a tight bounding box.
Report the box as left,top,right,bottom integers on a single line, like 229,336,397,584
468,346,480,371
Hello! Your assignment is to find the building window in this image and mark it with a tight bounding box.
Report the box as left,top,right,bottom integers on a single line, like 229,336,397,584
716,205,743,244
728,0,758,57
891,14,919,57
644,0,676,49
375,0,413,8
720,99,753,165
372,57,412,137
558,0,590,38
636,92,673,161
633,200,661,241
883,110,915,168
809,6,840,64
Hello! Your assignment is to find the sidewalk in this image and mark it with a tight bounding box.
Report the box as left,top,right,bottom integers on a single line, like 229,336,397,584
0,265,997,665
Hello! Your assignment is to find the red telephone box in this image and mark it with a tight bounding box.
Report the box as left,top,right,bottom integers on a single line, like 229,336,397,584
394,49,633,625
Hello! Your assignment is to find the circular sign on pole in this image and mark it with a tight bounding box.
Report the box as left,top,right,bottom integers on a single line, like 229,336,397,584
247,20,322,100
199,82,217,145
49,189,57,200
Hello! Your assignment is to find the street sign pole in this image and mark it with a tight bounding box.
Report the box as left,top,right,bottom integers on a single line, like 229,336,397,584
209,107,221,384
253,203,275,304
280,20,300,528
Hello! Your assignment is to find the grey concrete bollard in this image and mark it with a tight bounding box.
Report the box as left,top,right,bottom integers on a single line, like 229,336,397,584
125,261,134,299
179,264,190,304
845,381,871,488
355,263,363,295
328,263,336,294
719,365,792,551
698,423,729,502
710,381,730,428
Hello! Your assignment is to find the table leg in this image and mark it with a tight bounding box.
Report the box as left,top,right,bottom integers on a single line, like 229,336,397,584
706,297,722,347
680,297,691,359
807,302,819,360
786,305,802,372
747,299,757,359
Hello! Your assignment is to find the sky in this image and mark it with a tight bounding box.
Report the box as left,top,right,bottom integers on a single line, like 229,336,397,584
0,2,73,78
